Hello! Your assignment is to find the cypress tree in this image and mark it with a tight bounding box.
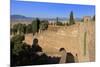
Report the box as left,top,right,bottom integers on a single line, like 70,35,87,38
69,11,75,25
93,15,95,21
32,18,40,34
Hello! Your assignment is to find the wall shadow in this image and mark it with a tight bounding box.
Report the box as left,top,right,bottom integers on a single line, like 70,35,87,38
11,38,60,67
11,38,76,67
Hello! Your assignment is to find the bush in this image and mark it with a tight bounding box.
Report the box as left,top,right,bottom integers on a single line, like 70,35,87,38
12,24,18,35
17,23,26,34
11,34,32,66
11,34,25,43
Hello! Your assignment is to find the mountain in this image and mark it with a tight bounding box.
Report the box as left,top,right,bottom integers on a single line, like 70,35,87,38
11,15,34,21
10,15,66,21
11,15,82,22
11,15,31,19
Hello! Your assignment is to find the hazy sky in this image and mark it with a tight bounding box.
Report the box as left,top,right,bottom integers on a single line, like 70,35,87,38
11,0,95,18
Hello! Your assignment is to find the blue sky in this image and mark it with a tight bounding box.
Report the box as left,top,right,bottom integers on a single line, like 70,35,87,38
11,0,95,18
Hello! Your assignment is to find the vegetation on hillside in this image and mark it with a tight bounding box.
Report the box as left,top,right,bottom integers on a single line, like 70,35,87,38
11,35,60,66
11,18,49,35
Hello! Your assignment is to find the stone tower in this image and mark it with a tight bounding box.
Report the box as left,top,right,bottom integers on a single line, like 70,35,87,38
83,16,91,22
